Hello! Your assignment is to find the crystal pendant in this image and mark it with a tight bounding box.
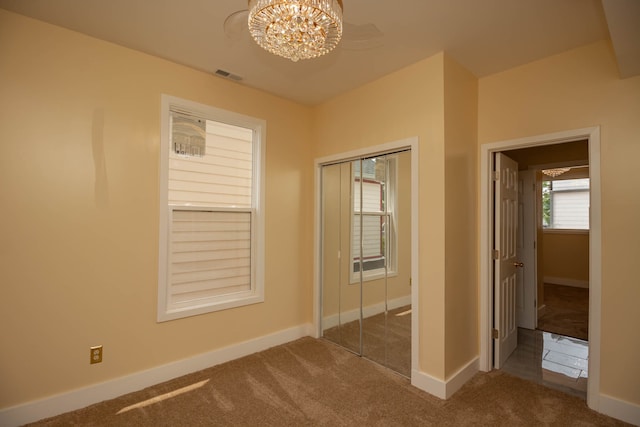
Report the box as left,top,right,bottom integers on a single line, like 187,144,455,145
248,0,343,62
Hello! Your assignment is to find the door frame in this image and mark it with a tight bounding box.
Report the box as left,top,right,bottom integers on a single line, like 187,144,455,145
313,136,419,379
479,127,601,411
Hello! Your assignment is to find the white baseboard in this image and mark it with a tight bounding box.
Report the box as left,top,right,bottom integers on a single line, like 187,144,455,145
4,330,635,426
0,324,314,427
411,370,447,399
445,357,480,399
544,276,589,289
410,361,640,425
598,394,640,426
322,295,412,329
411,357,479,400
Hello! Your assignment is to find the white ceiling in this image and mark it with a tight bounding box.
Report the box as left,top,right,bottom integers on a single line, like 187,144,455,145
1,0,637,105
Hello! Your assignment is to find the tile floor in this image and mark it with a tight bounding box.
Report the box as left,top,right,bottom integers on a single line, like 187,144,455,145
502,328,588,399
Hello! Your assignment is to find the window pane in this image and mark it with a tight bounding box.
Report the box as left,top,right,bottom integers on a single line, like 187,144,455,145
353,181,383,212
543,178,590,230
551,191,589,229
169,209,251,307
169,118,253,208
553,178,589,191
352,214,389,273
352,158,377,180
353,213,384,257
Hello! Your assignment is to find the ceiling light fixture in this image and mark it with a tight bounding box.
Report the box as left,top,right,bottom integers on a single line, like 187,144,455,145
248,0,343,62
542,167,570,178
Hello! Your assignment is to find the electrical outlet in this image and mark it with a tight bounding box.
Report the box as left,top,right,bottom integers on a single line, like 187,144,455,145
90,345,103,364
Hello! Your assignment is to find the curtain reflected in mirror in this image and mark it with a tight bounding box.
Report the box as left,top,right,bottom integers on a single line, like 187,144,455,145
321,151,411,377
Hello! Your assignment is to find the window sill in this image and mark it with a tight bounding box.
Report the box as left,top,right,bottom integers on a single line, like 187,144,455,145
158,291,264,322
543,228,589,235
349,271,398,285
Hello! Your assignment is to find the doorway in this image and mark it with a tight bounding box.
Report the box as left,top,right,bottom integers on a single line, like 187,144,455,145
498,145,590,397
501,141,591,342
479,127,602,411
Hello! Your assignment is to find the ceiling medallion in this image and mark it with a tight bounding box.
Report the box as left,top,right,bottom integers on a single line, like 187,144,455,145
248,0,343,62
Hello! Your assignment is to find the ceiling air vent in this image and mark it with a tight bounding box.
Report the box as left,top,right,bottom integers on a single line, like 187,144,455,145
215,69,243,81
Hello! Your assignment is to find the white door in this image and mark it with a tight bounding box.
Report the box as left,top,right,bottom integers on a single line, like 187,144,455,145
494,153,521,368
517,170,537,330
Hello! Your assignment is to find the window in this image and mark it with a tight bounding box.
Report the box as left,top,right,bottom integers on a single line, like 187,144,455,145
158,95,265,322
542,178,590,230
351,156,397,282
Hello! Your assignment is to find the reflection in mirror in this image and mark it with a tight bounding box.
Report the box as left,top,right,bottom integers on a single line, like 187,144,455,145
359,152,411,377
321,150,411,377
321,162,360,354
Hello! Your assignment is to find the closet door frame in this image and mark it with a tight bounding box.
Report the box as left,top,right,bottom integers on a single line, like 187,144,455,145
313,137,419,379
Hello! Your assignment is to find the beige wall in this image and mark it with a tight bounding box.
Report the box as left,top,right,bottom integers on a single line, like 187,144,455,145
479,40,640,405
313,53,479,381
313,54,448,378
443,55,479,378
0,10,313,408
543,232,590,285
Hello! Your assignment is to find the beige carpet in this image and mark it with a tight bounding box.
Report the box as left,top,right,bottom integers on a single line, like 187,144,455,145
538,283,589,341
28,337,628,426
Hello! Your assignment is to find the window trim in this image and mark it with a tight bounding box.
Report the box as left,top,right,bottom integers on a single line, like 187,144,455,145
158,94,265,322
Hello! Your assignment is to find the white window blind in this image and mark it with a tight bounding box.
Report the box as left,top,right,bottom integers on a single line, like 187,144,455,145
168,209,251,310
551,190,589,229
159,95,265,322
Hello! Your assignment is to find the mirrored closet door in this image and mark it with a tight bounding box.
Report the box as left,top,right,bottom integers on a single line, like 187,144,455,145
321,150,411,377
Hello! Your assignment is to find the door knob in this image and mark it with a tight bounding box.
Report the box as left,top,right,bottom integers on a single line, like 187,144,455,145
513,262,524,268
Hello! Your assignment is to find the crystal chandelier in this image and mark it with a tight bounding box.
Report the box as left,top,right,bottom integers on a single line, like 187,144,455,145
542,167,570,178
248,0,343,62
